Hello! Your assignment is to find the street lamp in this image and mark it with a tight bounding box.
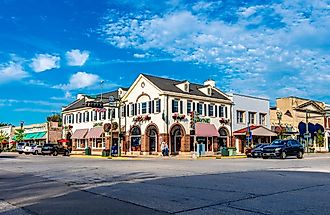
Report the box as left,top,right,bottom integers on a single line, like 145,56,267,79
20,121,24,130
276,108,282,139
109,96,125,157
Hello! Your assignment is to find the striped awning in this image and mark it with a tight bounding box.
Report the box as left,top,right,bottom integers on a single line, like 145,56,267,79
85,127,103,139
13,132,47,140
71,129,89,139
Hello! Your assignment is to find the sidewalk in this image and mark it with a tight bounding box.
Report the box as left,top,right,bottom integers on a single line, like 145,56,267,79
69,154,247,160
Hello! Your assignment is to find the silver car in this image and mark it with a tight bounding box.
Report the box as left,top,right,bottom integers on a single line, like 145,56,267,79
17,142,30,154
23,144,43,155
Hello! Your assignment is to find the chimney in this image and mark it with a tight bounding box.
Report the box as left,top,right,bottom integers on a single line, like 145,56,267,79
76,94,84,100
204,79,216,88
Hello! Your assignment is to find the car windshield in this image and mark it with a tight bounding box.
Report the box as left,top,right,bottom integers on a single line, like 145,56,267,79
31,144,37,147
271,140,285,146
18,142,25,146
43,144,54,147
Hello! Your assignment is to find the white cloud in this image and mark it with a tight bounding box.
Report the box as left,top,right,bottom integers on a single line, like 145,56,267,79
0,99,65,108
101,1,330,101
0,62,29,84
14,108,59,113
30,54,60,72
54,71,100,90
66,49,90,66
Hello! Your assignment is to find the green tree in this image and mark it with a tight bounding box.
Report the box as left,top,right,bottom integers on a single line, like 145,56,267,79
15,129,25,143
0,122,12,127
0,130,9,143
316,129,324,148
46,113,62,127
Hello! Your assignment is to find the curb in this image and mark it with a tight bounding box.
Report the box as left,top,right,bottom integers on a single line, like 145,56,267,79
70,155,108,159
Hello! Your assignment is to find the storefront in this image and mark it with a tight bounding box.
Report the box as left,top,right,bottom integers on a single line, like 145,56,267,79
13,131,47,145
234,125,277,153
71,128,89,151
194,123,219,154
85,127,105,155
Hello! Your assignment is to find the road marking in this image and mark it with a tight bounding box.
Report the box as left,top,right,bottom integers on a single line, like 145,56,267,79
0,200,31,215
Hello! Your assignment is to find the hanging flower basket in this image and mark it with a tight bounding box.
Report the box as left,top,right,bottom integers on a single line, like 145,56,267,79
219,118,230,124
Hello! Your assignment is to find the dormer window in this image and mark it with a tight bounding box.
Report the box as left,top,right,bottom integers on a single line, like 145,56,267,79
184,84,188,92
207,87,211,95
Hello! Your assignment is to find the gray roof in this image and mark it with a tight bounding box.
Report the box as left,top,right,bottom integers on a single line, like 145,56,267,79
143,74,230,101
62,88,128,112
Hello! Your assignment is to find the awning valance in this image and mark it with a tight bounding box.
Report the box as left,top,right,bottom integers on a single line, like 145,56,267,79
13,132,47,140
71,129,89,139
85,127,103,139
195,123,219,137
234,126,277,137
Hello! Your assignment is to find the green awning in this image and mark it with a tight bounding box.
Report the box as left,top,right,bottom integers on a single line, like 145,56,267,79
23,132,47,140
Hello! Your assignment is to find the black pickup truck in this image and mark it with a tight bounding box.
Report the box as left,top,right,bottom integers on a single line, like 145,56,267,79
262,139,304,159
41,143,70,156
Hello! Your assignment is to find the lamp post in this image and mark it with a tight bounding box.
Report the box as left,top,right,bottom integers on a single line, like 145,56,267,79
276,109,282,139
109,96,125,157
20,121,24,130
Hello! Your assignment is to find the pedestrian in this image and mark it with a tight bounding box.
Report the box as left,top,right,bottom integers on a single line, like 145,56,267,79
161,141,165,156
164,142,169,156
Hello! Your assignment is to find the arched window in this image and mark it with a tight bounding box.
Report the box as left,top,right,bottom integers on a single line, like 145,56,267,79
131,126,141,151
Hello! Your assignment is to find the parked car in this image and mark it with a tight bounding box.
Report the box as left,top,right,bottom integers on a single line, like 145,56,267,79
17,142,31,154
23,144,43,155
251,144,268,158
41,143,70,156
262,139,304,159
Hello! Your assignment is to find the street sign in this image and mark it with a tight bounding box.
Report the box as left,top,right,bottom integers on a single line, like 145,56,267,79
109,96,116,107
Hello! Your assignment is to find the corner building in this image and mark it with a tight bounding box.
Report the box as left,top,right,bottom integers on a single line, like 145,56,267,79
122,74,233,156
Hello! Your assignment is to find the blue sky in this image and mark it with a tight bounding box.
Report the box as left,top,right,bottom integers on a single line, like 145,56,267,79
1,0,330,125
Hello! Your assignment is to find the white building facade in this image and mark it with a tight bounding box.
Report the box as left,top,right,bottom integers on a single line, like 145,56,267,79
229,93,276,153
121,74,233,155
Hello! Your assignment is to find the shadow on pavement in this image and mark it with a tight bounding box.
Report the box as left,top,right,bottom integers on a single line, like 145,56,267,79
1,170,330,215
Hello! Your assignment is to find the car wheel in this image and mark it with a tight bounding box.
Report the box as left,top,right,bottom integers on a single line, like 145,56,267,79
262,156,269,159
53,151,58,156
18,152,23,154
280,151,286,159
297,151,303,159
34,151,38,155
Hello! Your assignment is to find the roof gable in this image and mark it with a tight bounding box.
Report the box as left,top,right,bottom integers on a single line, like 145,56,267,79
295,101,324,113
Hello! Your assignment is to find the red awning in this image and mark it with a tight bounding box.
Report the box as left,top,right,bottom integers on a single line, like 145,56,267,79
195,123,219,137
85,127,103,139
71,129,89,139
58,139,70,143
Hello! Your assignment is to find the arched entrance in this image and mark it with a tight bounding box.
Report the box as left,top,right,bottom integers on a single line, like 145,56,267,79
146,125,158,153
218,127,228,150
170,124,184,154
130,126,141,151
66,132,72,150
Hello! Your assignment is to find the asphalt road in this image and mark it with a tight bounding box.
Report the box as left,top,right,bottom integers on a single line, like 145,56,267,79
0,152,330,215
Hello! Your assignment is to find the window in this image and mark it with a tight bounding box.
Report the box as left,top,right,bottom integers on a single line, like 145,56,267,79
141,102,147,114
102,111,106,120
259,113,266,125
77,139,85,149
86,112,89,122
207,88,211,95
127,105,130,117
219,106,224,117
184,83,188,92
197,103,203,115
71,114,74,124
155,99,161,113
92,134,105,149
187,101,192,114
204,104,207,116
79,113,82,123
111,109,115,119
137,103,141,114
225,106,228,118
248,112,256,124
172,99,179,113
180,101,183,114
99,112,102,121
193,102,196,111
208,104,214,117
237,111,245,124
76,113,79,123
94,110,97,121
